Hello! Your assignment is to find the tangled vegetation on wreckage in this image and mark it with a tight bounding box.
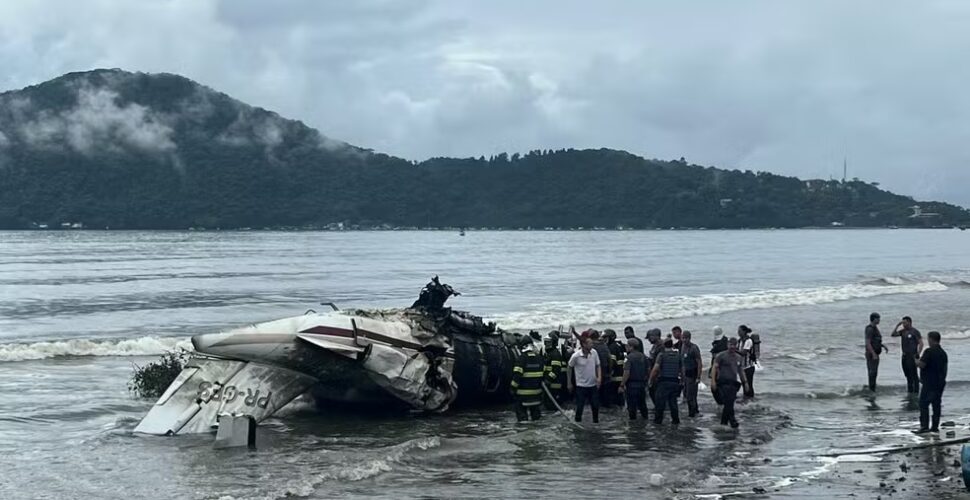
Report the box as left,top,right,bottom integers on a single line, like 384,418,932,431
128,350,187,399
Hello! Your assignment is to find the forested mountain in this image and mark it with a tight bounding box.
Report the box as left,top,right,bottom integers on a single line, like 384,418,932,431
1,69,967,230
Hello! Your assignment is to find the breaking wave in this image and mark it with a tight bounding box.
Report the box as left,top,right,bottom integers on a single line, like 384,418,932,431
494,281,950,329
0,336,191,362
764,380,970,401
267,437,441,499
768,346,835,362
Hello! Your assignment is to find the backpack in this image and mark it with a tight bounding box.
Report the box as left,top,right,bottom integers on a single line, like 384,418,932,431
711,337,728,356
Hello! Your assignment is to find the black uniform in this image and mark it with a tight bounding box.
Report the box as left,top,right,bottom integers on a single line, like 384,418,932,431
865,324,883,392
899,327,922,394
919,345,948,432
592,341,613,408
624,350,649,420
652,348,683,425
511,350,545,421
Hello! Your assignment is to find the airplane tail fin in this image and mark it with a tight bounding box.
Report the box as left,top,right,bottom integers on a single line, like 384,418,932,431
134,355,316,435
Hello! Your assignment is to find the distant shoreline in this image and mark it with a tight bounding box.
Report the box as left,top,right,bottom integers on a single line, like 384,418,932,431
5,226,965,232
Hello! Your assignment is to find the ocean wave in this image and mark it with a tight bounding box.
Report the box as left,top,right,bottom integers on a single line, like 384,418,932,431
0,336,190,362
763,380,970,400
943,329,970,340
767,346,834,362
493,281,950,329
265,437,441,499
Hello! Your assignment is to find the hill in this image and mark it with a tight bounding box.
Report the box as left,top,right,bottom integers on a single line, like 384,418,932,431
0,69,967,230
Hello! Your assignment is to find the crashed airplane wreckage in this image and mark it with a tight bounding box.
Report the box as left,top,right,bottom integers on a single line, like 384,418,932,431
135,277,533,435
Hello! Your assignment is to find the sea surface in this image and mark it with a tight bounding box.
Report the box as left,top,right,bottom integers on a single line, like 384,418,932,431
1,229,968,499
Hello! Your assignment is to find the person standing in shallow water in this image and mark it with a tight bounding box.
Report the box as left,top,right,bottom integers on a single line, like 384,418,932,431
649,338,684,425
621,338,649,420
892,316,923,395
738,325,756,398
568,334,602,423
915,331,948,434
711,338,749,428
590,331,613,409
681,331,703,417
865,313,886,392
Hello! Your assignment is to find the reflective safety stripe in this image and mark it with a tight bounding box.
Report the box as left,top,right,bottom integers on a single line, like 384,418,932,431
516,389,542,396
510,380,519,388
550,360,563,366
523,371,544,378
513,366,524,373
611,376,623,382
549,383,562,389
521,401,542,407
610,355,617,361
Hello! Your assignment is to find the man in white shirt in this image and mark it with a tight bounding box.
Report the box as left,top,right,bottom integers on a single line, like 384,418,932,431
738,325,755,398
567,334,602,423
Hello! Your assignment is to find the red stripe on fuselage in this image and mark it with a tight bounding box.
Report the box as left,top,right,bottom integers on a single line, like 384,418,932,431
298,325,355,337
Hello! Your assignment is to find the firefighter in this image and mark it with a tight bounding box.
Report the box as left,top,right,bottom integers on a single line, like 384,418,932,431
543,332,566,409
511,336,545,421
605,329,626,407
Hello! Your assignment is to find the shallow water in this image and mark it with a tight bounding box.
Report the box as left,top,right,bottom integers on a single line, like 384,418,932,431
0,229,968,499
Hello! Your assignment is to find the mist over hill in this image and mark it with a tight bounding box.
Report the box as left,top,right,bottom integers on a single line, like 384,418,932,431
0,69,967,230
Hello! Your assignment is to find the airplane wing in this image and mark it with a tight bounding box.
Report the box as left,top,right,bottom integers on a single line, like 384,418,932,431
134,355,317,435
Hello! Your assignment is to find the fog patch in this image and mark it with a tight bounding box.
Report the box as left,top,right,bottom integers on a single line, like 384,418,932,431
18,86,175,155
216,106,288,161
319,135,352,152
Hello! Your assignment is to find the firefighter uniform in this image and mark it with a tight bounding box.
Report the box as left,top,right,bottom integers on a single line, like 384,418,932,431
511,343,545,421
543,339,565,409
607,335,626,407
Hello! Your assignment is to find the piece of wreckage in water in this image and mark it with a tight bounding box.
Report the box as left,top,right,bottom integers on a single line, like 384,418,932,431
134,277,529,436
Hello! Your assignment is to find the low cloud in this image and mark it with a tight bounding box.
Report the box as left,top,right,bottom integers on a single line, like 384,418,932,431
17,86,175,155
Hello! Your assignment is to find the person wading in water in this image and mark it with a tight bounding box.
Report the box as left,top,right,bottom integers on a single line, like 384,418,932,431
711,338,749,429
892,316,923,395
567,333,602,423
865,312,887,392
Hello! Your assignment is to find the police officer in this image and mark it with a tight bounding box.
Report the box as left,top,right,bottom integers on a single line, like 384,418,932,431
649,338,684,425
543,332,566,409
511,336,545,421
605,329,626,407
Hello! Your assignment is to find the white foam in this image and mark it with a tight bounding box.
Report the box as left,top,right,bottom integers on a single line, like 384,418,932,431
0,336,191,362
264,437,441,500
944,329,970,340
493,281,949,329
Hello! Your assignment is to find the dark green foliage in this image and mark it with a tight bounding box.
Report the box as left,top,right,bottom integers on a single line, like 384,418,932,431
1,69,968,230
128,351,186,399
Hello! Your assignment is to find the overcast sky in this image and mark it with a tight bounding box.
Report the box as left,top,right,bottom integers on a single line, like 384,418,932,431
1,0,968,206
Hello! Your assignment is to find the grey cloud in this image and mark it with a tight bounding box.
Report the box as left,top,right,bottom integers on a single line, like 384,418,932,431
0,0,968,205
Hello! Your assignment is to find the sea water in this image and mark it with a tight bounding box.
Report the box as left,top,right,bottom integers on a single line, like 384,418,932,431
0,229,968,499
